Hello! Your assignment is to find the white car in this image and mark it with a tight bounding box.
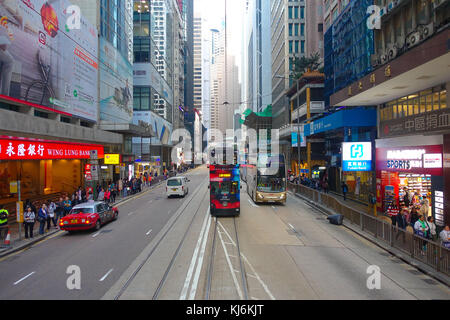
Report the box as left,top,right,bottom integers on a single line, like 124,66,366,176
166,176,189,198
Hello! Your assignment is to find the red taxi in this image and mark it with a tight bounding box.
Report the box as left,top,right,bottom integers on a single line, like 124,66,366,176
59,201,119,233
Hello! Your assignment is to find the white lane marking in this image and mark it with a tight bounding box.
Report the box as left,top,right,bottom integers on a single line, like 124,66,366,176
127,211,135,216
248,199,259,208
247,274,257,279
99,269,114,282
217,226,244,300
272,206,276,210
188,210,212,300
223,241,234,245
180,207,210,300
92,231,101,238
251,296,259,300
217,222,276,300
146,229,152,236
13,272,35,285
288,223,295,230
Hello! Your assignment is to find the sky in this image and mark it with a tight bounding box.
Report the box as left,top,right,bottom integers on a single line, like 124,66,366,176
194,0,245,69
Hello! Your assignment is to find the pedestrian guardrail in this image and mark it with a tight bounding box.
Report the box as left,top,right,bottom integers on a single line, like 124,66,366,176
288,183,450,277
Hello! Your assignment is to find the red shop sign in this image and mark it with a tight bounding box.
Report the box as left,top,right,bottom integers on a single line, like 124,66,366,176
0,136,104,160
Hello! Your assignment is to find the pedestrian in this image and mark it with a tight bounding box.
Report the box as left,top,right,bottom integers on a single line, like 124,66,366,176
98,188,105,201
414,215,429,254
0,205,9,243
104,189,111,204
409,206,420,227
402,188,411,208
419,199,430,218
63,196,72,217
439,225,450,248
110,186,116,203
24,206,35,239
55,197,64,221
47,200,57,229
341,181,348,201
87,191,94,201
395,208,408,242
38,204,48,235
426,216,437,241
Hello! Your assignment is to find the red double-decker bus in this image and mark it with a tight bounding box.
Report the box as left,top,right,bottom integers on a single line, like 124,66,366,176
209,164,240,217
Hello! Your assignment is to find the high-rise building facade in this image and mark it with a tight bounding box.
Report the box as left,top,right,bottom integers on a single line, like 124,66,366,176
270,0,324,130
243,0,272,113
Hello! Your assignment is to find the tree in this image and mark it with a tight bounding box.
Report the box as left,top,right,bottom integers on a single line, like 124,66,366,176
290,52,323,79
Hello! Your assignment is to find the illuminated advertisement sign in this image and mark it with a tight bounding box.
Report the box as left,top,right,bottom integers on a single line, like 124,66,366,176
376,145,443,176
0,0,98,121
104,154,121,165
0,136,104,160
342,142,372,171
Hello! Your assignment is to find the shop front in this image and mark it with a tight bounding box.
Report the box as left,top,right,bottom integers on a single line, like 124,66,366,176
376,135,445,226
0,136,104,213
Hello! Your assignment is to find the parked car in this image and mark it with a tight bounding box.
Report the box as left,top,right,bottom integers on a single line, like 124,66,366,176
59,201,118,233
166,176,190,198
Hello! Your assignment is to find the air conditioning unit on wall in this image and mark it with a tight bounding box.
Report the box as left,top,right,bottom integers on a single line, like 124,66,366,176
406,32,421,49
419,22,434,40
387,45,399,60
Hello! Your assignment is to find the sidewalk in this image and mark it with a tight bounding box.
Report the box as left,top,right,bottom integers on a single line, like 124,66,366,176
0,174,175,258
288,184,450,287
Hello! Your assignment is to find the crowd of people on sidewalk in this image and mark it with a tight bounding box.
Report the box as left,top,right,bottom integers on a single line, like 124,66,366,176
0,167,192,246
390,187,450,249
288,172,450,249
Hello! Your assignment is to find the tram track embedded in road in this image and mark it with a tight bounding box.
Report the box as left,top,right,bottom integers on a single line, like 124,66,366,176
205,217,249,300
113,177,208,300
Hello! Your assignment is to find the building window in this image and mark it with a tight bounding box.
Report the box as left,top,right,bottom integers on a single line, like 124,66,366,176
133,86,151,111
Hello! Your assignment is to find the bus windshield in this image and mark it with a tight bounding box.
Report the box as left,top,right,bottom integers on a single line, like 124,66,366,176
256,155,286,192
210,181,239,196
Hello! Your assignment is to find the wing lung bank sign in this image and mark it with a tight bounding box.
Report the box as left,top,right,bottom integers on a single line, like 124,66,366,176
99,38,133,123
342,142,372,171
0,0,98,121
376,145,443,176
132,111,173,146
0,136,104,160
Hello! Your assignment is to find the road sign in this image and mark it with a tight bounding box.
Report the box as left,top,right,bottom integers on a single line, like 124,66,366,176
16,201,23,223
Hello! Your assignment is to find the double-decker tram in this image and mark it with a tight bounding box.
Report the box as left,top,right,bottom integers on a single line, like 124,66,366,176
208,143,240,217
246,153,287,204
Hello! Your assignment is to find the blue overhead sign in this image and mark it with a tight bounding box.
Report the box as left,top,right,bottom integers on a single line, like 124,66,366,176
304,107,376,136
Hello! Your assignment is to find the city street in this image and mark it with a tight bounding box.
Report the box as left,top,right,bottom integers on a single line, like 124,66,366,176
1,167,448,300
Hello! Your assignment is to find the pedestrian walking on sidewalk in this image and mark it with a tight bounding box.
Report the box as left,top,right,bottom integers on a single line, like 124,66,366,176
38,204,48,235
341,181,348,201
63,197,72,217
24,207,35,239
47,200,57,229
395,208,408,242
426,216,437,241
104,189,111,204
55,197,64,221
98,188,105,202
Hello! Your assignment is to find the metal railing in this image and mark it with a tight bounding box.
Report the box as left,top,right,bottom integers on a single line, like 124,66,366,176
288,182,450,276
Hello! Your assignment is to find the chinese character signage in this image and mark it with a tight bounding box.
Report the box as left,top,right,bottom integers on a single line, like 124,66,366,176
381,110,450,138
0,136,104,160
0,0,98,121
342,142,372,171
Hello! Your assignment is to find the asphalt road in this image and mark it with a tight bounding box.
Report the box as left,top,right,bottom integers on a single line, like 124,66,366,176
1,166,449,300
0,167,208,300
